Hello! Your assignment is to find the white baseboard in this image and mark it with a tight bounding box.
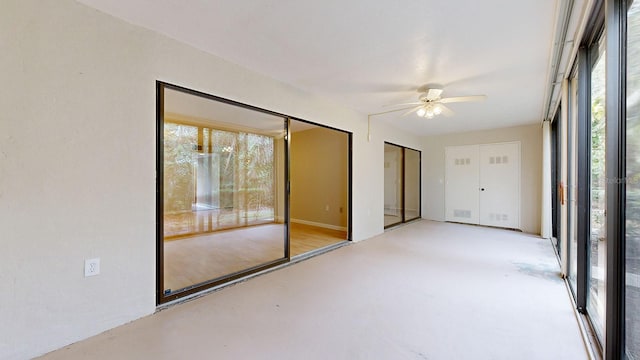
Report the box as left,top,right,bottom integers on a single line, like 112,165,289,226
291,218,347,231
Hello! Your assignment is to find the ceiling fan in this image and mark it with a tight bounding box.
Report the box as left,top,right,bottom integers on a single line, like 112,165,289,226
387,87,486,119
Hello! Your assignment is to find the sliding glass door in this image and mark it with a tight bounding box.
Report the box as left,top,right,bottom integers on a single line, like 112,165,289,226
384,142,421,228
156,82,353,304
289,119,351,256
554,1,640,356
157,83,288,303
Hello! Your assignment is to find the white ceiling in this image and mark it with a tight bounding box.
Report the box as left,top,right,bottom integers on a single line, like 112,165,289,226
78,0,559,135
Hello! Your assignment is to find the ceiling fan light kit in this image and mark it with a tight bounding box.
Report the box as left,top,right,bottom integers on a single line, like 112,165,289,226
417,103,443,118
386,86,487,119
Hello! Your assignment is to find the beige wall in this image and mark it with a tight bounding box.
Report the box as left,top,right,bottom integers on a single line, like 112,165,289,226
422,124,542,234
291,127,349,229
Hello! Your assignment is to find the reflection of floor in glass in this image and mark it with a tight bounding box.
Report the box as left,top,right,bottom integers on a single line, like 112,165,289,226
164,208,275,239
589,237,607,329
405,210,420,220
164,224,284,293
290,222,347,257
384,211,420,227
588,264,606,337
627,279,640,359
163,222,347,293
384,215,401,227
628,236,640,358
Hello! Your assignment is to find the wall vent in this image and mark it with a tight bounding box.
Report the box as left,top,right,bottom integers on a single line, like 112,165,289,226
454,209,472,218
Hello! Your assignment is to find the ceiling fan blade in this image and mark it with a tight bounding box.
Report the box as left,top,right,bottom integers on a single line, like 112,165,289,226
401,105,424,117
439,95,486,103
439,104,455,117
382,102,422,108
425,88,444,101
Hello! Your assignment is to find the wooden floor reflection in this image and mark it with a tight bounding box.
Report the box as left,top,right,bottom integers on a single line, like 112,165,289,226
290,223,347,257
164,209,275,239
163,222,347,293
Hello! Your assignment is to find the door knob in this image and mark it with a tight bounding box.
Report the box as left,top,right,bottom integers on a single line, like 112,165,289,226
480,188,485,191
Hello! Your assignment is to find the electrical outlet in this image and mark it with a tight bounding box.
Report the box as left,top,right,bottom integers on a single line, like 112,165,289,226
325,205,330,211
84,258,100,277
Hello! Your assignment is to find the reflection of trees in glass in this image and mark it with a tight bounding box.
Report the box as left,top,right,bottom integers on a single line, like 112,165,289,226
164,121,275,222
590,50,607,242
164,123,197,213
211,129,237,209
243,134,274,218
591,93,606,240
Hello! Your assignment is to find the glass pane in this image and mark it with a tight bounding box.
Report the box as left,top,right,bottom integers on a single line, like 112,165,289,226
161,86,286,295
626,1,640,357
587,38,606,340
289,120,349,256
551,116,559,241
404,148,421,221
384,143,403,227
569,76,579,291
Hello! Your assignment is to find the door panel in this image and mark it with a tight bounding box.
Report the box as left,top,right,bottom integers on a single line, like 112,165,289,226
479,143,520,229
384,143,403,227
404,148,421,221
445,145,480,224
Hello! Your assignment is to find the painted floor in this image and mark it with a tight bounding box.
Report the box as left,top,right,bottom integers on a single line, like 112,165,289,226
39,220,588,360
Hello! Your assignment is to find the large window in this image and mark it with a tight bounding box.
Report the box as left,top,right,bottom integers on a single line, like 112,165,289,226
626,1,640,357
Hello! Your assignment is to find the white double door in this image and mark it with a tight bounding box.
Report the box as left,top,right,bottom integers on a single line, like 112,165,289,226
445,142,520,229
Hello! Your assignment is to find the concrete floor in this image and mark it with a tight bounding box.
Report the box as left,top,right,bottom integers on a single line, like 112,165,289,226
39,220,588,360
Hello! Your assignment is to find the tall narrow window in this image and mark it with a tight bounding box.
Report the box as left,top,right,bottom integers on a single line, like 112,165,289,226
626,1,640,357
587,34,606,340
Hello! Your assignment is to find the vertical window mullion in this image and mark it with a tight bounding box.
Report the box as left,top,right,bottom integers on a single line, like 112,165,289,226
577,47,591,313
604,0,627,358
